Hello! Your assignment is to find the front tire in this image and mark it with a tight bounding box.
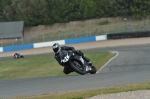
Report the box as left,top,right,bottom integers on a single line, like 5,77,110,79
89,66,97,74
70,60,86,75
20,55,24,58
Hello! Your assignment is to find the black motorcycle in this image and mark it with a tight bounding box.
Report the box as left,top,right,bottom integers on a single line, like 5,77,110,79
60,50,97,75
14,53,24,59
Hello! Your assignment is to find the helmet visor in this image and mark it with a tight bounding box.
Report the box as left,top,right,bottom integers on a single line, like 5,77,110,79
53,47,59,53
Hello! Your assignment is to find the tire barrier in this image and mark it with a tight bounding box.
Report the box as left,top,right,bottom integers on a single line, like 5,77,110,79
107,31,150,39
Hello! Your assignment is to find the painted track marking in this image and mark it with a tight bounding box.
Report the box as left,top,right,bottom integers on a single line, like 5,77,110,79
96,51,119,73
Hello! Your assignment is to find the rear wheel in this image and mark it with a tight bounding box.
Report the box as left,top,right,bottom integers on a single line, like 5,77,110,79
70,60,86,75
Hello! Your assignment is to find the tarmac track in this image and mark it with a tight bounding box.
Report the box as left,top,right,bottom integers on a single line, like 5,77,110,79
1,44,150,98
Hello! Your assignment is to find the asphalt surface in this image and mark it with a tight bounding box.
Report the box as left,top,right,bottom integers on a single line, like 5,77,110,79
1,44,150,98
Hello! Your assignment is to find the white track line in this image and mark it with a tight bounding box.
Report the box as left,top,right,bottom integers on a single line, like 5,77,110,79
96,51,119,73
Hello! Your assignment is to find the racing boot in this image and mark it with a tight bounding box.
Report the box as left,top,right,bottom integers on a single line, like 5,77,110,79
82,56,92,66
76,50,92,66
63,66,73,74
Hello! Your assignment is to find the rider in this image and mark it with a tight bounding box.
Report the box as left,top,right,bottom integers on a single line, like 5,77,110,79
52,43,92,74
14,52,20,56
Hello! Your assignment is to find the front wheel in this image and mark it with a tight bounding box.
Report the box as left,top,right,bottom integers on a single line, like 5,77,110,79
20,55,24,58
89,66,97,74
70,60,86,75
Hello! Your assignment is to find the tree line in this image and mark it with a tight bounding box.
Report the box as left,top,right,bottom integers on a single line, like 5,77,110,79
0,0,149,26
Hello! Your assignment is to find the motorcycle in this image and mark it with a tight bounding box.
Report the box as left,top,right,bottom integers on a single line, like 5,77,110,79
60,50,97,75
14,53,24,59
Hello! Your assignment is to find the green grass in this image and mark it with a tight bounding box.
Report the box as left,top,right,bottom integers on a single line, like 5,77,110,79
0,52,115,79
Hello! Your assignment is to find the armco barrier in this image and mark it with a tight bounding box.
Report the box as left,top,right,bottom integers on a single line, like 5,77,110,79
65,36,96,44
96,35,107,41
1,35,107,52
0,47,3,52
34,40,65,48
3,44,34,52
1,30,150,52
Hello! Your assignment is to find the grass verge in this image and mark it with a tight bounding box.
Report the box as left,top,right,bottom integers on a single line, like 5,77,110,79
0,52,115,79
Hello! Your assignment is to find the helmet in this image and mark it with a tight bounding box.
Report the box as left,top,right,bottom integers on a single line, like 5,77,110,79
52,43,61,53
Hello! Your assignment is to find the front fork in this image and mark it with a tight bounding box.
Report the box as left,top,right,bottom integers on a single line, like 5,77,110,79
80,56,91,72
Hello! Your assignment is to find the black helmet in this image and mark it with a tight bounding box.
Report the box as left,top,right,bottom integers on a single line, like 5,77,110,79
52,43,61,53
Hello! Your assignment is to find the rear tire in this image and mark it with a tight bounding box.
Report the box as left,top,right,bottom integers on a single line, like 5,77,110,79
70,60,86,75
